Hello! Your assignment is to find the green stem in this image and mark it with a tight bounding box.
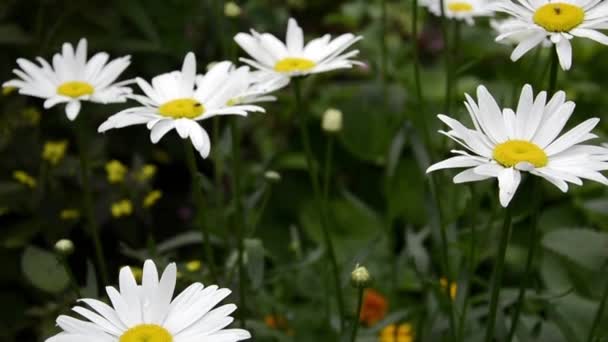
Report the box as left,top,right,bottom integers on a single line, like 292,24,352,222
57,254,82,297
548,48,559,95
586,274,608,342
323,137,334,202
183,141,218,283
458,186,479,341
230,120,247,329
380,0,388,90
350,287,365,342
292,79,346,331
248,184,272,236
411,0,423,107
438,0,451,114
506,214,537,342
213,118,225,219
74,121,108,286
484,207,513,342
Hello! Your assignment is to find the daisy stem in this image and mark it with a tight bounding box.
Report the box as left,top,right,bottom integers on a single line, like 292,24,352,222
506,208,538,342
350,286,365,342
183,142,219,284
586,273,608,342
74,121,108,286
438,0,452,114
292,78,346,332
380,0,388,94
56,253,81,298
230,120,247,328
411,0,424,109
323,136,334,203
548,48,559,95
483,206,513,342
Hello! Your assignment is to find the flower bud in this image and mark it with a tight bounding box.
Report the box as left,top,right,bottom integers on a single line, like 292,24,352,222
264,170,281,182
351,264,371,288
224,2,242,17
54,239,74,255
322,108,343,133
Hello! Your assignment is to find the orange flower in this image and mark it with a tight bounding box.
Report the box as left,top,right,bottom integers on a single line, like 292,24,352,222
359,289,388,326
264,315,294,335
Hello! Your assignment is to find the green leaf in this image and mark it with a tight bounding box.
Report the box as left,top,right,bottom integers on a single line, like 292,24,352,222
541,228,608,270
21,246,69,293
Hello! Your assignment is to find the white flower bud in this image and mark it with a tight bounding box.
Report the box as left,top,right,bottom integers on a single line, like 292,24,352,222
351,264,371,287
322,108,343,133
54,239,74,255
264,170,281,182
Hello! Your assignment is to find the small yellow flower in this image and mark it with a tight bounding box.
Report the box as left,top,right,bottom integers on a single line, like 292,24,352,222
42,140,68,165
111,199,133,218
440,277,458,300
13,170,36,188
224,1,242,17
137,164,157,182
60,209,80,220
2,86,16,96
143,190,162,208
106,160,128,183
21,107,41,125
380,323,414,342
185,260,202,272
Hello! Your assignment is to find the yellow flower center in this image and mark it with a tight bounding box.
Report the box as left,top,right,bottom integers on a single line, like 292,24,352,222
57,81,94,98
274,58,316,73
448,1,473,12
493,140,548,168
158,98,205,119
533,2,584,32
119,324,172,342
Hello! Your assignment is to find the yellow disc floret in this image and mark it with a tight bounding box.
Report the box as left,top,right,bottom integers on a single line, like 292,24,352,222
448,1,473,13
119,324,172,342
274,58,316,73
533,2,584,32
57,81,94,98
493,140,548,168
158,98,204,119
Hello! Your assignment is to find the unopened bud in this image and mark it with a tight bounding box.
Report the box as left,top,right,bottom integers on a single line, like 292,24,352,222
224,2,242,17
322,108,343,133
54,239,74,255
264,170,281,182
351,264,371,287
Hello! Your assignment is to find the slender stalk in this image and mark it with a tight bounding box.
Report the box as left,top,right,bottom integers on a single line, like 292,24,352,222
484,207,513,342
506,213,537,342
213,118,225,220
230,120,247,328
586,275,608,342
323,137,334,202
411,0,423,108
380,0,388,91
248,184,272,236
438,0,452,114
56,254,82,297
548,48,559,95
350,287,365,342
292,79,346,331
183,141,218,283
74,120,108,286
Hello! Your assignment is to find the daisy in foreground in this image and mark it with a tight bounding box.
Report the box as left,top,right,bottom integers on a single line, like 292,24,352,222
421,0,493,25
234,17,363,77
427,84,608,207
98,52,284,158
46,260,250,342
494,0,608,70
3,38,131,120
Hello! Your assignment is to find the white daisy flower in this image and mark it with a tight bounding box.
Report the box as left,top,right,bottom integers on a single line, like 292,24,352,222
427,84,608,207
98,52,274,158
491,18,553,47
494,0,608,70
234,17,363,77
421,0,494,25
46,260,251,342
2,38,132,120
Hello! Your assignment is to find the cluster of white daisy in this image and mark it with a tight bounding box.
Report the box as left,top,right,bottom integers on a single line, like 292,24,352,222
421,0,608,70
3,17,362,342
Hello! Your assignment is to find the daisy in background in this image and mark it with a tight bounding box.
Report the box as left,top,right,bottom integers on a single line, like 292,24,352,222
421,0,494,25
493,0,608,70
98,52,286,158
46,259,250,342
2,38,132,120
427,84,608,207
234,17,363,78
